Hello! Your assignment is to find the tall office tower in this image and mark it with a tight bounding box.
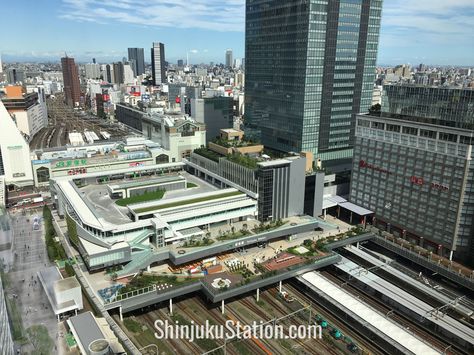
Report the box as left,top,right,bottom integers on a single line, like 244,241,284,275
6,68,25,84
177,59,184,67
113,62,124,84
0,53,3,73
245,0,383,169
105,64,112,83
128,48,145,76
61,56,81,107
92,58,96,64
225,49,233,68
151,42,166,86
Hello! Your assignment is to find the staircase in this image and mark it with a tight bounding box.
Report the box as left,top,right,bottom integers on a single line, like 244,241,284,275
116,250,153,278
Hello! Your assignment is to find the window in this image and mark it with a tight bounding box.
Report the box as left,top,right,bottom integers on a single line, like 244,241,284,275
402,126,418,136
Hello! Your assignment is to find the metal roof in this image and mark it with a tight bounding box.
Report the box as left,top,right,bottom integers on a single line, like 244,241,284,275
322,195,347,209
67,312,104,353
339,201,373,216
336,256,474,345
302,271,441,355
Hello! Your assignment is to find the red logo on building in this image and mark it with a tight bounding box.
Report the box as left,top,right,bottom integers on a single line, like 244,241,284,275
410,176,424,186
358,160,391,174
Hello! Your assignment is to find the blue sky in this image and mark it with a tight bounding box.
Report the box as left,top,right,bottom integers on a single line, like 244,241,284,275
1,0,473,66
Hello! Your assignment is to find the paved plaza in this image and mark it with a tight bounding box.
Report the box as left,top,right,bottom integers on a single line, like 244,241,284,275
5,208,60,354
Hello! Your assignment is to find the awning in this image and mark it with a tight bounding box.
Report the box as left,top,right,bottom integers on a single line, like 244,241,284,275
339,201,373,216
322,195,347,209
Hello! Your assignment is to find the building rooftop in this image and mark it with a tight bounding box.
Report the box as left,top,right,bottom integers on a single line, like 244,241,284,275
37,266,81,315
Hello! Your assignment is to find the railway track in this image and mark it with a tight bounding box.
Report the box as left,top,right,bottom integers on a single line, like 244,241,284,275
284,282,386,355
321,270,467,355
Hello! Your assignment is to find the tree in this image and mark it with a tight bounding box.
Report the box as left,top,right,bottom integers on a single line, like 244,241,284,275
369,103,381,115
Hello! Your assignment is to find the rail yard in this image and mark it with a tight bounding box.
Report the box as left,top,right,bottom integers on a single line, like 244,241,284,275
29,93,134,150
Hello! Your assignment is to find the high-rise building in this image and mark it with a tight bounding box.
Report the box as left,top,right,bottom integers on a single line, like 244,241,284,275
123,63,135,84
191,96,233,142
350,85,474,264
113,62,124,84
61,56,81,107
151,42,166,86
0,53,3,73
6,68,25,84
0,101,34,187
225,49,233,68
245,0,383,169
1,86,48,140
84,63,101,79
128,48,145,76
177,59,184,67
105,64,113,83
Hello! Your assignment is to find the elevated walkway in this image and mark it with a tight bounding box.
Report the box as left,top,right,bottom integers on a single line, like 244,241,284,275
325,233,375,250
344,245,474,318
372,235,474,291
104,253,341,312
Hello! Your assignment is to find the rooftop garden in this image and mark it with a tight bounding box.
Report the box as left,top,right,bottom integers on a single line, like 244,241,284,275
115,190,165,207
212,137,260,148
182,237,214,248
216,226,251,241
134,190,244,214
226,152,259,169
118,273,197,295
193,147,222,162
252,219,286,233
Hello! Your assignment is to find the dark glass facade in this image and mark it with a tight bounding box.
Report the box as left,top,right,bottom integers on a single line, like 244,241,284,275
128,48,145,76
382,85,474,130
245,0,382,164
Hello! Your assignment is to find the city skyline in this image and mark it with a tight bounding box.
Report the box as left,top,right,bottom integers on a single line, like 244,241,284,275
0,0,473,65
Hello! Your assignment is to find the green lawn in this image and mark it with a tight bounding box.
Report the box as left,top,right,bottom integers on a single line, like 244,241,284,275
186,182,198,188
123,318,142,333
134,191,244,214
115,190,165,206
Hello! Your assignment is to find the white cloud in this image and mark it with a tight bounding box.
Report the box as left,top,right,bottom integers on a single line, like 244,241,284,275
59,0,245,32
382,0,474,41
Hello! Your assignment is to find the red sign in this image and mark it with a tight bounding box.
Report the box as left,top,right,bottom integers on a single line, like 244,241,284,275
129,162,144,167
102,94,110,101
68,168,87,175
410,176,424,186
175,97,181,104
431,182,449,191
359,160,391,174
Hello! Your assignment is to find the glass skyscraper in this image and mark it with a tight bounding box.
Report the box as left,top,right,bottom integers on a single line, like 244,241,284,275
245,0,383,166
128,48,145,76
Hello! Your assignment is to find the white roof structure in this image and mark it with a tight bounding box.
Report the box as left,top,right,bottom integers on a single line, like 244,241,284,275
69,132,85,146
322,195,347,209
336,257,474,345
344,245,474,317
0,101,33,185
339,201,373,216
37,266,83,317
301,272,441,355
321,195,373,215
